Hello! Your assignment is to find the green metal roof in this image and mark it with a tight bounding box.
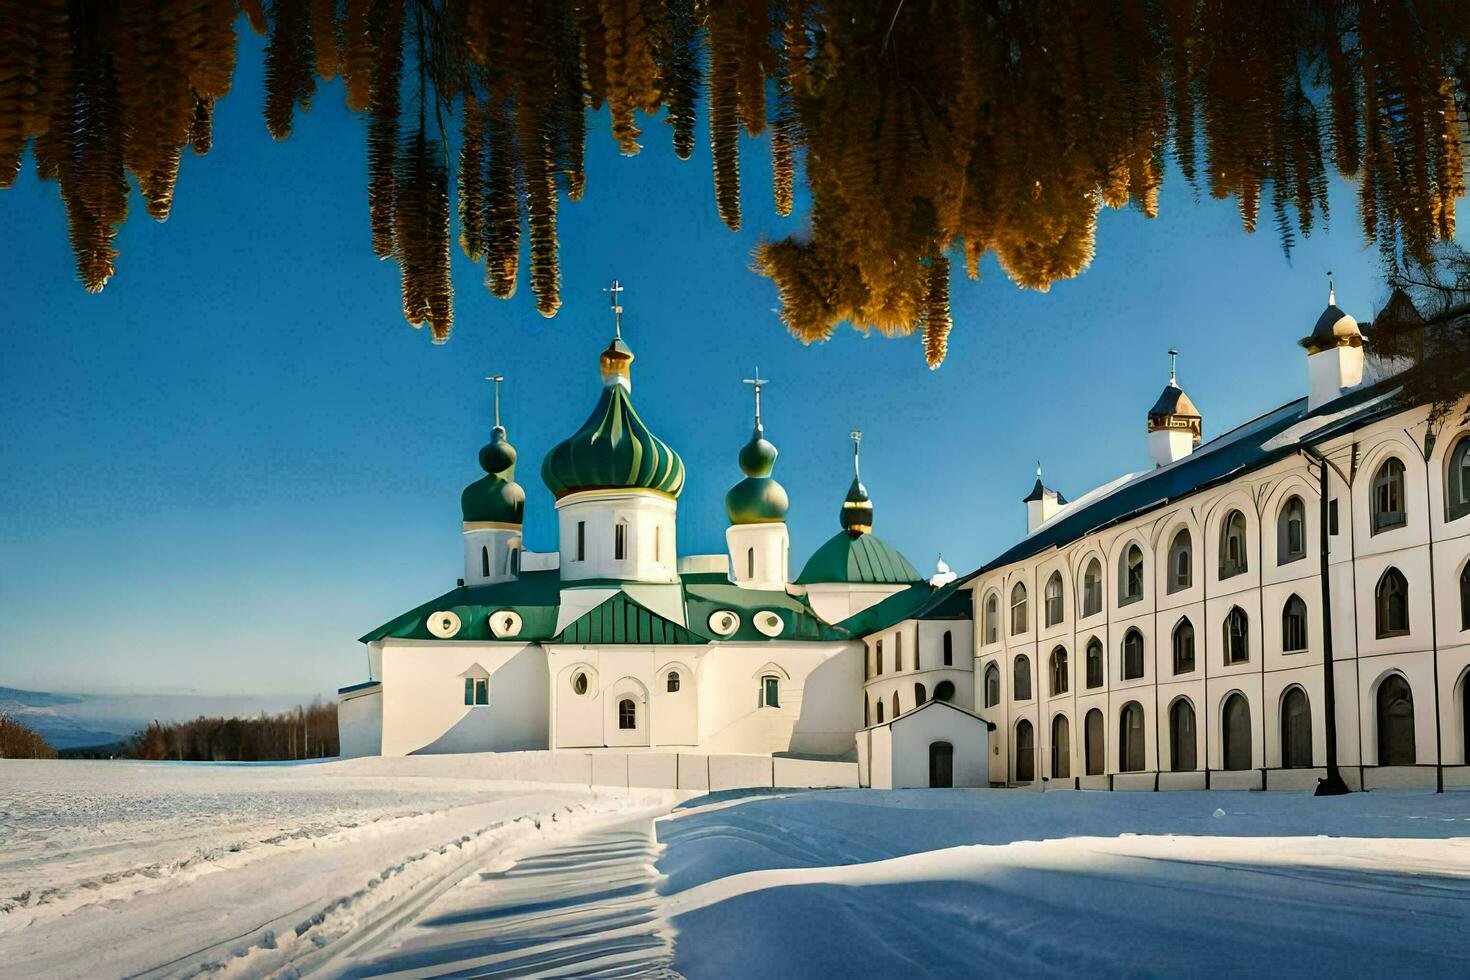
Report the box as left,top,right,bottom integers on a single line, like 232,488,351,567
794,530,923,586
541,381,685,499
358,570,562,643
835,580,971,636
553,590,704,645
681,574,851,642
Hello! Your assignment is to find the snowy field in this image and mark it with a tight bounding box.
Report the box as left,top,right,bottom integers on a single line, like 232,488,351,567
4,760,1469,978
657,789,1470,977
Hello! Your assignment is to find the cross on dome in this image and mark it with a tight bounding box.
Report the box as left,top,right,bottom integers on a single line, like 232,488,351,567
1168,348,1179,385
1327,269,1335,306
742,367,769,428
484,374,505,427
603,278,625,338
850,429,862,478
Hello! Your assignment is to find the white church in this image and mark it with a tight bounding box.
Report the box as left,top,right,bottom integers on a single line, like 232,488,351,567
339,282,1470,793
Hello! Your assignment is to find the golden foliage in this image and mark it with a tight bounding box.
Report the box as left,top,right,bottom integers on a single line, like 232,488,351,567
4,0,1470,364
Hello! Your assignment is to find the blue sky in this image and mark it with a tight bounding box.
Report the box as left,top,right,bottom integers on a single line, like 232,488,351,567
0,29,1389,698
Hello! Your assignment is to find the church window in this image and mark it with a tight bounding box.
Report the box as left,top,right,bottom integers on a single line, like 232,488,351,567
481,546,490,578
1448,436,1470,522
942,630,953,665
762,675,780,708
464,677,488,706
864,698,870,727
1375,567,1410,637
1167,529,1192,593
1010,583,1028,635
934,680,956,702
656,526,663,562
510,548,521,575
1219,510,1248,579
895,633,903,671
614,521,628,561
1278,496,1306,564
747,547,754,579
1461,562,1470,630
1223,606,1249,664
1372,458,1407,533
1172,617,1195,674
1121,629,1144,680
876,700,885,724
983,593,999,644
1119,545,1144,605
576,521,586,561
618,698,637,730
1013,654,1032,701
892,691,900,717
1118,702,1145,772
914,682,927,705
1050,646,1068,696
1282,594,1308,652
572,672,589,696
1082,559,1103,616
1085,637,1104,688
666,671,680,693
983,663,1000,707
1044,571,1063,626
876,639,883,676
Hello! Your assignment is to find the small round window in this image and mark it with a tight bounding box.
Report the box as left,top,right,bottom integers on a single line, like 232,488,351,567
572,672,588,695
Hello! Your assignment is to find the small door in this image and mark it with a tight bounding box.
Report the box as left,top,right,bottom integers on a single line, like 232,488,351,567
929,740,954,788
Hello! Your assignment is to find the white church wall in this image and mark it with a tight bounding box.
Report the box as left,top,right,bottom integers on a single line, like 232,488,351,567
695,642,863,757
338,686,382,758
651,658,698,747
555,489,678,584
804,582,908,624
548,645,705,749
726,522,789,591
378,639,548,756
885,708,989,789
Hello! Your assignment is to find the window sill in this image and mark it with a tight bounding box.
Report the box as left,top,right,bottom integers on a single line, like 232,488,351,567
1279,554,1305,565
1371,518,1407,535
1283,647,1308,655
1375,629,1410,639
1119,596,1143,608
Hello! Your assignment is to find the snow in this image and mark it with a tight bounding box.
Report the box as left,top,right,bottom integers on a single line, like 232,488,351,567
0,758,665,978
655,788,1470,977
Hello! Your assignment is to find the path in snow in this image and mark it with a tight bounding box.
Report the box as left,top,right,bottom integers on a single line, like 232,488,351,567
328,815,679,978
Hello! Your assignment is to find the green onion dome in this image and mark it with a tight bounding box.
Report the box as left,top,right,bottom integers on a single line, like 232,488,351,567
726,425,789,524
841,476,872,536
541,338,686,499
462,425,525,525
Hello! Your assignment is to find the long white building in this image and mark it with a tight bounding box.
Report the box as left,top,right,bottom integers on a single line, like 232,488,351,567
338,284,1470,793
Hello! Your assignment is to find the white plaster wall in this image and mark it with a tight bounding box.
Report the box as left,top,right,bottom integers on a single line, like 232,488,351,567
462,525,522,586
696,642,863,757
805,582,908,624
886,708,989,789
378,640,548,756
337,688,382,758
726,522,790,591
555,489,678,583
1307,346,1363,411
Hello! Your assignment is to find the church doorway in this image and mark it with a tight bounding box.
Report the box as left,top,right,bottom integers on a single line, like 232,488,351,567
928,741,953,788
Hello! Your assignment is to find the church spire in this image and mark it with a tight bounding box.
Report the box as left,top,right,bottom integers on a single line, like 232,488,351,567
726,369,789,525
841,429,873,537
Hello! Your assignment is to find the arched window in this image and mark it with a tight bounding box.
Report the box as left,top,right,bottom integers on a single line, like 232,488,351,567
1169,699,1197,771
1010,582,1029,635
864,698,870,727
875,639,884,676
655,526,662,562
892,691,901,718
666,671,681,693
481,546,490,577
1118,702,1145,772
1015,720,1035,782
914,682,927,705
1084,708,1105,775
510,548,521,575
1049,646,1068,696
1013,654,1032,701
1219,510,1248,579
1172,617,1195,674
1375,567,1410,637
1082,559,1103,616
1462,562,1470,630
1085,637,1104,688
1051,714,1071,779
1222,693,1251,770
572,672,589,695
762,675,781,708
1044,571,1064,625
747,547,754,579
983,593,999,644
912,632,919,671
1223,606,1249,664
934,680,956,702
1371,458,1407,533
1448,436,1470,522
614,520,629,561
1119,544,1145,605
895,633,903,672
876,699,885,724
1281,687,1312,768
1121,628,1145,680
983,663,1000,707
1278,496,1306,564
1281,594,1308,652
618,698,637,730
942,630,953,666
1376,674,1416,765
1168,528,1192,593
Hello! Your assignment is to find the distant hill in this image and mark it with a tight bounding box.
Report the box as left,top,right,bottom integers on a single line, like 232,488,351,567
0,686,318,750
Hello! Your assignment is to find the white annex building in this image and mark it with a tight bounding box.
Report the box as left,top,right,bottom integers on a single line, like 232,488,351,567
340,281,1470,793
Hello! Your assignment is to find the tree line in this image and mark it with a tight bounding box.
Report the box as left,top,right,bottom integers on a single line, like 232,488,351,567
0,715,58,759
122,700,340,761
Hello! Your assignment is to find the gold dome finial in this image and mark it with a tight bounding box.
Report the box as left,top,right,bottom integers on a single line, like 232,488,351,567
598,278,634,388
